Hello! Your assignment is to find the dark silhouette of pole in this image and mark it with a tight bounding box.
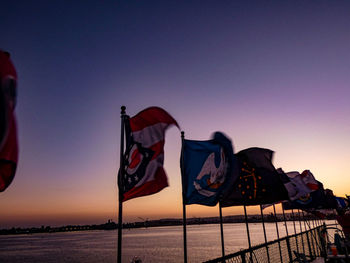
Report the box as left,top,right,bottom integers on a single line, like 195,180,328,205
302,211,315,259
297,209,306,255
273,204,283,263
260,205,270,263
311,218,320,255
291,209,300,254
219,202,225,261
117,106,126,263
282,206,293,262
333,209,338,228
180,131,188,263
243,205,253,263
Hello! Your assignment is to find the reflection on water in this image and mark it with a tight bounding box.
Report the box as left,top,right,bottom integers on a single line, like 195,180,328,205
0,221,331,262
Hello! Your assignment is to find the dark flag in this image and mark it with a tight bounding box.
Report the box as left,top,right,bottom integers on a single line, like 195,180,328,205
335,196,349,210
282,182,337,210
118,107,179,202
0,51,18,192
181,132,237,206
221,147,288,207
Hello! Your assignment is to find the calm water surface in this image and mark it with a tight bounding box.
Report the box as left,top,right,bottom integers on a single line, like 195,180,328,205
0,221,331,262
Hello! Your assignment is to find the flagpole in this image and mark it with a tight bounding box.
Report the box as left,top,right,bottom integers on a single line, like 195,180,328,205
333,209,338,228
282,205,293,262
297,209,306,255
117,106,126,263
311,216,320,253
180,131,188,263
302,211,315,259
291,209,300,254
219,202,225,260
243,205,253,262
273,204,283,263
312,217,316,229
260,205,270,263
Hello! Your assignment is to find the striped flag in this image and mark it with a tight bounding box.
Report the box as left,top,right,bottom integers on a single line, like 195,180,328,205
300,170,319,190
280,169,319,201
0,51,18,192
119,107,179,202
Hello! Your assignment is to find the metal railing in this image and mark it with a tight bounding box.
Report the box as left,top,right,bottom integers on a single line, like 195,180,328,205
204,225,326,263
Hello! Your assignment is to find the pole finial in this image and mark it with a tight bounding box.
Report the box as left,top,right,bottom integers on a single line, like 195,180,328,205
121,106,126,115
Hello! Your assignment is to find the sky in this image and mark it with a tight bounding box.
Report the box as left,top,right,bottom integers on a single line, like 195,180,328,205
1,0,350,228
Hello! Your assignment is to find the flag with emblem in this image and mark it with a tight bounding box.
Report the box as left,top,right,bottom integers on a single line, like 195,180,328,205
282,182,337,210
181,132,237,206
118,107,179,202
278,169,319,201
220,147,288,207
0,51,18,192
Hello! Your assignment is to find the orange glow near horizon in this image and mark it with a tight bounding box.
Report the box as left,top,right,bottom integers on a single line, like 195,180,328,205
2,1,350,229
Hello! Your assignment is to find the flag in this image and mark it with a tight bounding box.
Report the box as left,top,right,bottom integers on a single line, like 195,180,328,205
181,132,237,206
278,169,319,201
300,170,319,190
0,51,18,192
324,188,338,209
118,107,179,202
282,182,337,210
221,148,289,207
335,196,349,210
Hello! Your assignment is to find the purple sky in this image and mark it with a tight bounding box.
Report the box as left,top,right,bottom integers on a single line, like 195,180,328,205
1,1,350,227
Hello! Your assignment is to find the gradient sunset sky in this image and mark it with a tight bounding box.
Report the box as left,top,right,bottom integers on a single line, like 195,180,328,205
1,1,350,228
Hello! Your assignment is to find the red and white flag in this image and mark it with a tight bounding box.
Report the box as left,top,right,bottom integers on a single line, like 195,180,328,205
282,169,319,201
0,51,18,192
119,107,179,202
300,170,319,191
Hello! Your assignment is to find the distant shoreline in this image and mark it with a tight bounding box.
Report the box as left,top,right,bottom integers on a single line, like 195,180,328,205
0,213,333,235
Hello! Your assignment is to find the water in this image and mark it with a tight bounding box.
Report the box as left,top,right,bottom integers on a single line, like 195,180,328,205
0,221,331,262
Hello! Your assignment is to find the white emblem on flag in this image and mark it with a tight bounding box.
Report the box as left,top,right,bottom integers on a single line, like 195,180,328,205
194,148,227,197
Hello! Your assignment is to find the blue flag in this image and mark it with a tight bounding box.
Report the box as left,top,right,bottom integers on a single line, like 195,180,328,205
181,132,237,206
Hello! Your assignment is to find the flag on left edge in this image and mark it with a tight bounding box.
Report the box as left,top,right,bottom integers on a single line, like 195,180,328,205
118,107,179,202
0,51,18,192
